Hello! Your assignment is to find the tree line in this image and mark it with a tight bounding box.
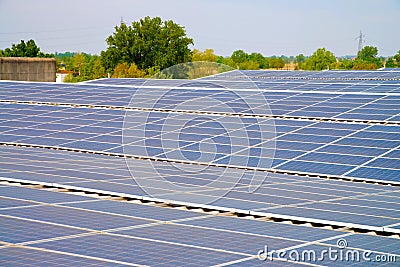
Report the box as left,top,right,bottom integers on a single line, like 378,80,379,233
0,39,53,58
1,16,399,83
297,46,400,71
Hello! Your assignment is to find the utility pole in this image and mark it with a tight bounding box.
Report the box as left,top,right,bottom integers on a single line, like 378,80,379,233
356,30,364,52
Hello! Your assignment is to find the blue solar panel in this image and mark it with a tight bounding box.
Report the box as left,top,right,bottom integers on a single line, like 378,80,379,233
0,187,93,203
7,182,394,266
297,152,372,165
385,149,400,159
62,200,200,221
0,99,399,183
31,234,245,266
1,71,400,266
0,216,86,244
1,80,400,123
317,144,386,156
348,167,400,181
0,197,32,209
323,234,400,255
0,205,152,231
0,247,125,267
278,160,355,175
335,137,399,148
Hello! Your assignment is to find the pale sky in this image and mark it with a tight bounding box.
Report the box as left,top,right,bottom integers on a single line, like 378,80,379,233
0,0,399,57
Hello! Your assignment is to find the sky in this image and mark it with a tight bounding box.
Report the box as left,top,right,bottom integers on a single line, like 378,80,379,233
0,0,399,57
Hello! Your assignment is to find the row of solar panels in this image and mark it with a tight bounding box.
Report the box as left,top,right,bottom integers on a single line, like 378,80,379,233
1,145,399,232
82,69,400,87
203,69,400,80
1,82,400,122
2,183,398,266
83,76,400,89
0,103,399,181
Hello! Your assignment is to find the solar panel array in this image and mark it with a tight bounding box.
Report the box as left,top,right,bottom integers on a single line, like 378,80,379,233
1,69,399,266
201,69,400,81
1,184,399,266
0,104,399,181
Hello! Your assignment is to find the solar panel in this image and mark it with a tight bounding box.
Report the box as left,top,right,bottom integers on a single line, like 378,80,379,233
1,145,399,232
1,102,399,184
2,87,400,126
1,70,399,265
0,247,128,267
202,69,400,81
1,184,398,266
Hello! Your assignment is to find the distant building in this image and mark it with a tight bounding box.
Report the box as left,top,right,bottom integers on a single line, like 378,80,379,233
0,57,56,82
56,70,71,83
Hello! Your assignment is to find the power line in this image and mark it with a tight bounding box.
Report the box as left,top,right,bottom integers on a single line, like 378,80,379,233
0,25,112,35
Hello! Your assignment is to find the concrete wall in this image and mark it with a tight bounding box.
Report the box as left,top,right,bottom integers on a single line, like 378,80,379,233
0,57,56,82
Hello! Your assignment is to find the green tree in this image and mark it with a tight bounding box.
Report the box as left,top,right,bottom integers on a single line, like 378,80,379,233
357,46,378,62
336,58,354,70
192,49,218,62
25,39,40,57
280,55,291,64
112,62,130,78
79,55,105,80
393,50,400,67
269,57,285,69
352,61,380,70
101,16,193,73
239,60,260,70
128,63,146,78
295,54,306,63
385,57,396,68
248,52,267,68
62,55,75,72
216,56,235,68
354,46,383,69
60,53,106,83
73,53,86,76
0,39,52,57
231,50,248,65
63,74,75,83
294,54,306,69
303,48,336,70
91,56,106,79
111,62,145,78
